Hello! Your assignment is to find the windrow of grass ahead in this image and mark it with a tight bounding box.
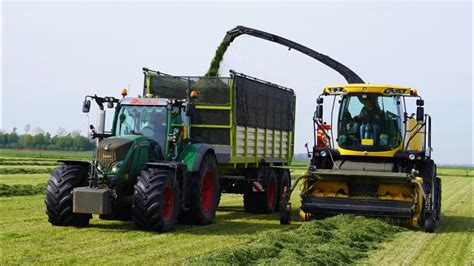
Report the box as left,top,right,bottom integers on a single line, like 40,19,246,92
0,148,93,160
189,215,403,265
0,183,46,197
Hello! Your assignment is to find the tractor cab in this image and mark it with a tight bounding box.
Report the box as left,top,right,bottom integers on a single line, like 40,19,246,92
112,97,188,162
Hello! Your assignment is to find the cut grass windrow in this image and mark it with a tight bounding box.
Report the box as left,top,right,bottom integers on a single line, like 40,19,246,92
0,167,54,175
0,161,59,166
188,215,404,265
0,183,46,197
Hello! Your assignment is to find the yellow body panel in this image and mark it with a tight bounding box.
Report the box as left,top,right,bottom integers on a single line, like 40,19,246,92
337,142,403,157
323,84,414,96
405,118,424,151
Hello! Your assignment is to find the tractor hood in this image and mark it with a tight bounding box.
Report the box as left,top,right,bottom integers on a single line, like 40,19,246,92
96,135,145,172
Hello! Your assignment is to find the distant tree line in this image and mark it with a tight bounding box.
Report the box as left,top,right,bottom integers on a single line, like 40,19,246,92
0,127,95,151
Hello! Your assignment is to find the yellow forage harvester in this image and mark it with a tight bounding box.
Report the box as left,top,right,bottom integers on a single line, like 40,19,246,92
280,84,441,233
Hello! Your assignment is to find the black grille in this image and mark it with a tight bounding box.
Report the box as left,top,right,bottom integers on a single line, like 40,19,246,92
97,138,133,169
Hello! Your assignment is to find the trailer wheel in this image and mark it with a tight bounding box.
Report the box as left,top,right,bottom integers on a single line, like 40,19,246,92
185,153,221,225
243,168,278,214
276,170,290,211
45,165,91,227
280,209,291,225
132,168,179,232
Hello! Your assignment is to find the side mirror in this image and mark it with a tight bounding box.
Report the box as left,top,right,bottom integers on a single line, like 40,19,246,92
314,105,323,121
317,97,324,104
82,99,91,113
416,106,424,122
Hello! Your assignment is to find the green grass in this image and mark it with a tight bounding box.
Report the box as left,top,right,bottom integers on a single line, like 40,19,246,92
0,194,301,264
362,174,473,265
0,149,471,264
0,166,54,174
0,183,45,197
437,167,473,177
0,149,93,160
0,160,59,166
0,174,50,185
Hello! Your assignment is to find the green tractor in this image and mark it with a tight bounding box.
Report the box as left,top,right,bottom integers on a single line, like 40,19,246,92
45,68,296,232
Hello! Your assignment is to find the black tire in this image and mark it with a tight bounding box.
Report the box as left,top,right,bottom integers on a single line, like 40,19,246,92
424,215,435,233
243,168,278,214
45,165,91,227
276,170,291,211
132,168,179,232
435,177,442,221
280,209,291,225
182,153,221,225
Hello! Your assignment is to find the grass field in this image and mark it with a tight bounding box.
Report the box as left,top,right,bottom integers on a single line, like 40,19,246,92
0,149,472,264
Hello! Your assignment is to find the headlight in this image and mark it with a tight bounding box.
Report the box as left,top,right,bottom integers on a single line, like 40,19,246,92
408,153,416,160
320,150,327,157
110,161,123,173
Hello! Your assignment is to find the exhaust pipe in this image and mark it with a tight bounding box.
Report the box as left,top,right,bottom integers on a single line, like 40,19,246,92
97,110,106,135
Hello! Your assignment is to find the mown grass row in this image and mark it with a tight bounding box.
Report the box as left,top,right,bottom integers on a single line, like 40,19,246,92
0,167,54,175
188,215,403,265
0,160,59,166
0,183,46,197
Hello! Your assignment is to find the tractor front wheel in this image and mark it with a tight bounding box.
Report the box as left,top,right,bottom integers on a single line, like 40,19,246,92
45,165,91,226
132,168,179,232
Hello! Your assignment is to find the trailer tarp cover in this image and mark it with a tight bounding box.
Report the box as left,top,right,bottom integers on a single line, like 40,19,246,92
148,74,230,105
234,74,295,131
148,74,188,99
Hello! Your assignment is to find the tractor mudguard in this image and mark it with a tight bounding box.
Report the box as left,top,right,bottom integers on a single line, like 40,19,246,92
58,160,91,173
178,143,215,173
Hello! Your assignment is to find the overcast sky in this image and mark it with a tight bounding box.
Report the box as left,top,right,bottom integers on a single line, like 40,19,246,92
2,1,472,164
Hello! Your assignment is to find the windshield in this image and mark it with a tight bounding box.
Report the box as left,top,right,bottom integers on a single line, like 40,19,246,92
115,105,167,148
337,94,402,151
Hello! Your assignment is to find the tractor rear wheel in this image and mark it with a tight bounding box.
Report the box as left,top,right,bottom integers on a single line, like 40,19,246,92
45,165,91,226
132,168,179,232
243,168,278,214
183,153,221,225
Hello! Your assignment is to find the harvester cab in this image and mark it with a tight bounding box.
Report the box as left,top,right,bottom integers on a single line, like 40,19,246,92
280,84,441,233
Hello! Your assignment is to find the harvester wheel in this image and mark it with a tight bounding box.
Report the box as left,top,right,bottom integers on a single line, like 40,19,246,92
132,168,179,232
185,153,221,225
244,168,278,214
275,170,291,211
435,177,442,221
45,165,91,227
424,215,435,233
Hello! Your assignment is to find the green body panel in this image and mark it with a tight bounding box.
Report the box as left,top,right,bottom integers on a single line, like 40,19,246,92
175,143,206,172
